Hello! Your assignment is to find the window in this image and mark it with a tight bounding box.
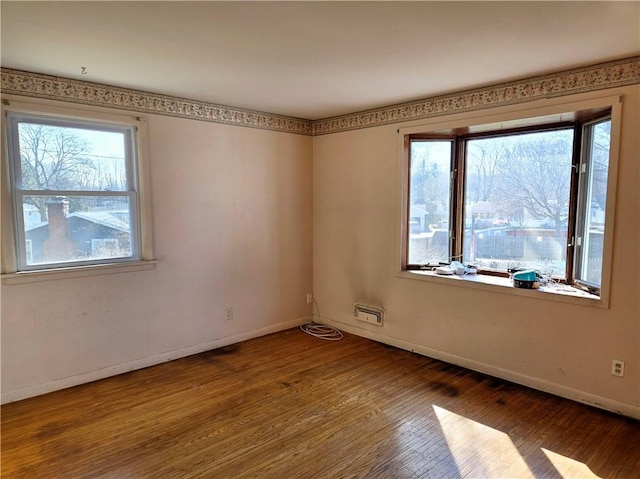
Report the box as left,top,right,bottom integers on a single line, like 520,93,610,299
574,118,611,289
5,110,143,272
403,106,615,296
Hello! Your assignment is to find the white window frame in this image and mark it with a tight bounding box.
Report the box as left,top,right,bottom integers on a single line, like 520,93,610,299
396,94,622,308
1,98,155,282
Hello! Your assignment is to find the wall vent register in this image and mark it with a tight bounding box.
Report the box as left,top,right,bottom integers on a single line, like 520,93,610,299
354,304,384,326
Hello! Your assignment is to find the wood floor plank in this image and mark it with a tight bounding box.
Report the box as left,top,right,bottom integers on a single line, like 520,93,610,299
2,328,639,478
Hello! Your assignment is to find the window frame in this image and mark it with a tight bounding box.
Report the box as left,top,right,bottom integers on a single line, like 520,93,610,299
399,95,622,303
573,117,613,293
406,122,580,278
1,98,155,280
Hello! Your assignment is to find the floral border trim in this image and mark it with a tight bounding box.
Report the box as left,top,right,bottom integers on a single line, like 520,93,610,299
2,56,639,136
312,56,640,135
0,69,313,135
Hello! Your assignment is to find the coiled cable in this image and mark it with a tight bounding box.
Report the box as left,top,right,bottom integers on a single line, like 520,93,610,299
300,322,343,341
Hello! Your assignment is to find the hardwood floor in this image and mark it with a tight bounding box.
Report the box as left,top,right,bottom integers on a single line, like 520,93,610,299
2,328,639,478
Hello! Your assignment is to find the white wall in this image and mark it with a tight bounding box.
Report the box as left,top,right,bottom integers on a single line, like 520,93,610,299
1,109,313,402
313,86,640,417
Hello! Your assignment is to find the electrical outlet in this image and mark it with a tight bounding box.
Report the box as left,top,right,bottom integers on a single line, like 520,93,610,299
306,293,313,304
611,359,624,377
225,307,233,321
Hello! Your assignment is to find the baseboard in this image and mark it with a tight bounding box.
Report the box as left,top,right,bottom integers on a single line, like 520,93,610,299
1,317,308,404
318,316,640,420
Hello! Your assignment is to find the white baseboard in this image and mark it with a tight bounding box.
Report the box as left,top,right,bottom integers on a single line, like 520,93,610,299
1,317,308,405
318,316,640,420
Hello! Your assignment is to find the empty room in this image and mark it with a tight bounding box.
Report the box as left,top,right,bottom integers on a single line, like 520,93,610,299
1,2,639,478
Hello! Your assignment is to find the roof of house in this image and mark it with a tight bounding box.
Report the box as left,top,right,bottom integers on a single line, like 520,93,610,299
26,210,130,233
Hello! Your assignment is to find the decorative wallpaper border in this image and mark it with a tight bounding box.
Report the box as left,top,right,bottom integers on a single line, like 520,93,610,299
2,56,639,136
0,69,313,135
312,56,640,135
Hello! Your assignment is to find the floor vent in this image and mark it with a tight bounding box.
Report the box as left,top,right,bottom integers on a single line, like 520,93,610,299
354,304,384,326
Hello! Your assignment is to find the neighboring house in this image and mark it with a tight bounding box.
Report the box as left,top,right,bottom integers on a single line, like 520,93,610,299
409,204,430,233
22,203,42,229
26,204,131,264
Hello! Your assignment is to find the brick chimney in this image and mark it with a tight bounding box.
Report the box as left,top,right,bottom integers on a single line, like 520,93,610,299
43,197,76,262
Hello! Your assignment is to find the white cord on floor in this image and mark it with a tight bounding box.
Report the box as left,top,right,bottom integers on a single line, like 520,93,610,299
299,322,343,341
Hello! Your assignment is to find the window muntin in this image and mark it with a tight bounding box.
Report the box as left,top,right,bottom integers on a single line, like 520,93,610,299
6,112,141,271
405,112,612,294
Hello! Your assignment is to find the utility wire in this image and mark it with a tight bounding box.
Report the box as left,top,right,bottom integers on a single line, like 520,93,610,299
299,322,343,341
300,297,343,341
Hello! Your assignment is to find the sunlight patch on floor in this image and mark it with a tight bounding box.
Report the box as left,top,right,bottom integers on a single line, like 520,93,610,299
433,405,533,478
542,448,601,478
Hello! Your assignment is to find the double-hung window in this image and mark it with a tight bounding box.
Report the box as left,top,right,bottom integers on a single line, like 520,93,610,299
4,109,144,272
403,100,618,297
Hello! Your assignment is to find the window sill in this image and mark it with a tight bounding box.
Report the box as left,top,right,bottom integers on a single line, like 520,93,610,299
397,270,605,308
1,260,158,285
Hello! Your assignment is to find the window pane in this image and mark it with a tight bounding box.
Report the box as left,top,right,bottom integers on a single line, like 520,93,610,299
22,195,133,266
577,120,610,286
464,129,574,277
408,140,452,264
17,121,128,191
